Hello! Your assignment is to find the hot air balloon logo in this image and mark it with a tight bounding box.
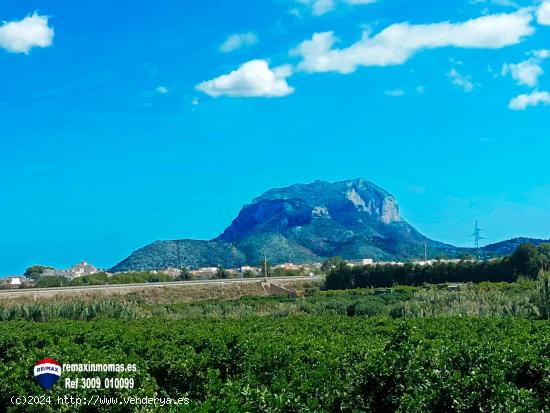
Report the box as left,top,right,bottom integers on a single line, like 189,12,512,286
34,358,62,391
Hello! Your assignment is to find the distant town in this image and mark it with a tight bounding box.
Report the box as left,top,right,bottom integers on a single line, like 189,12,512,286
0,256,475,290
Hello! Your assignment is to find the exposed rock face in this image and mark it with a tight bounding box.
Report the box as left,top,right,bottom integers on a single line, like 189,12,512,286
111,179,454,271
249,178,401,225
215,178,430,263
344,182,400,224
312,206,330,218
381,196,400,224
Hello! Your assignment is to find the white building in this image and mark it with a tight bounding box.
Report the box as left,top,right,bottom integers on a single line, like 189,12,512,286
150,268,182,278
190,267,219,278
275,263,302,270
0,276,26,288
42,261,99,279
70,261,98,277
347,258,374,267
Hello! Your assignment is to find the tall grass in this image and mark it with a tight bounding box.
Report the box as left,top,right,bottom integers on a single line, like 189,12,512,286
389,286,536,318
0,300,148,321
0,281,545,321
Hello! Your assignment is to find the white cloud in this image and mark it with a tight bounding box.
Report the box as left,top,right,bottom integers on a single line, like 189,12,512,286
501,59,543,87
533,49,550,59
501,50,549,87
416,85,426,94
537,1,550,25
196,60,295,98
295,0,377,16
220,32,258,53
385,89,405,96
155,86,169,94
448,69,475,92
312,0,335,15
191,98,200,106
293,11,534,74
0,12,54,54
509,90,550,110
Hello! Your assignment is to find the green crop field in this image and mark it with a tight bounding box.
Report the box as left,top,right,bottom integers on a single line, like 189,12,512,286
1,317,549,412
1,278,550,412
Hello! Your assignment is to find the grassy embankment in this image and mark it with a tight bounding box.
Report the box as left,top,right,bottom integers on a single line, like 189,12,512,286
0,278,546,321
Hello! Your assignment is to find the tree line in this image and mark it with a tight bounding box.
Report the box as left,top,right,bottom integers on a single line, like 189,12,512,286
325,243,550,290
21,271,176,288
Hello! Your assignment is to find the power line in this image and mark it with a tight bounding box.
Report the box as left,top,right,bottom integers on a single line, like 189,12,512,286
471,220,486,258
472,220,485,248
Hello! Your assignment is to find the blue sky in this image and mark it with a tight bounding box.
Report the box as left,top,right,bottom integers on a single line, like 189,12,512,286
1,0,550,274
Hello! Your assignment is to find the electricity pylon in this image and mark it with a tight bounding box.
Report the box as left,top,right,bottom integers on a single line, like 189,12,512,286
471,220,485,259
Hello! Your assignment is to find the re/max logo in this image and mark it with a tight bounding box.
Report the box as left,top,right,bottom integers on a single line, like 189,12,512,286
35,366,60,373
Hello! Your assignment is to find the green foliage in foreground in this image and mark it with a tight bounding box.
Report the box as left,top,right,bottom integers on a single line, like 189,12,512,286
0,317,548,412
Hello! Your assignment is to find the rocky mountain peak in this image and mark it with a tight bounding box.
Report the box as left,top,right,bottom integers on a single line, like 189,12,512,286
110,178,544,272
111,178,438,272
246,178,401,227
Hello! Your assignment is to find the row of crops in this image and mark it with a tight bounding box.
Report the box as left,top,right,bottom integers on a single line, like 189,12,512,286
1,317,549,412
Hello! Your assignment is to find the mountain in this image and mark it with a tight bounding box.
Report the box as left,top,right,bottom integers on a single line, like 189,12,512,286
216,179,453,261
481,237,550,256
109,179,543,272
111,240,246,272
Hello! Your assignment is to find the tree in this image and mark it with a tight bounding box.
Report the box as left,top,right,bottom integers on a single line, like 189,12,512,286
215,266,230,279
272,267,287,277
86,272,110,285
537,271,550,320
36,276,69,288
243,269,256,278
537,244,550,271
24,265,53,280
321,257,346,272
510,244,541,278
176,268,191,281
259,258,272,277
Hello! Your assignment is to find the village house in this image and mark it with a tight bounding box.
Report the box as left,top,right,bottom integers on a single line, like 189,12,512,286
42,261,99,279
150,268,182,278
346,258,374,267
190,267,219,278
0,276,30,288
